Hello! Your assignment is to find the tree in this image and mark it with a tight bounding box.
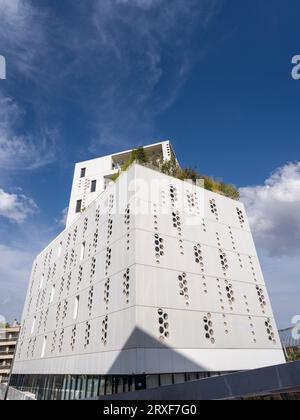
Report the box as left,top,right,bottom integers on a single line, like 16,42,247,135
161,157,180,177
112,147,148,182
131,147,148,164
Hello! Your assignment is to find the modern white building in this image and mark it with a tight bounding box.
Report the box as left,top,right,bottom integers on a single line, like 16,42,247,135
11,141,285,400
66,140,176,227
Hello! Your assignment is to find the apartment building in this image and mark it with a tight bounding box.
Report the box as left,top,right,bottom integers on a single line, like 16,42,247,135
0,323,20,384
10,141,285,399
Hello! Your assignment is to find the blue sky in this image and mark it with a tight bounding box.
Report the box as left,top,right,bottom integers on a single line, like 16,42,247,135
0,0,300,328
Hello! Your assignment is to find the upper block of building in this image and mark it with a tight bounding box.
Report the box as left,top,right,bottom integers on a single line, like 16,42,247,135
66,140,176,227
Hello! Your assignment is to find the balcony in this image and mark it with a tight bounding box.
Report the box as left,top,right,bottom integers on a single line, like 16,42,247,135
0,351,15,357
0,364,12,370
0,340,17,347
0,336,18,341
0,369,10,377
0,365,11,370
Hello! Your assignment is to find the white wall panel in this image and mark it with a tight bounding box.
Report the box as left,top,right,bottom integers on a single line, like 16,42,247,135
13,163,285,377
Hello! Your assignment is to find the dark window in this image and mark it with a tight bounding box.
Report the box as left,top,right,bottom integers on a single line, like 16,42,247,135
80,168,86,178
91,180,97,193
76,200,82,213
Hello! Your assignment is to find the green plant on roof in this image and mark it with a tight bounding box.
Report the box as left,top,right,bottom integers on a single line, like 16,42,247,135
131,147,149,164
160,157,180,178
161,157,240,200
112,147,149,181
112,148,240,200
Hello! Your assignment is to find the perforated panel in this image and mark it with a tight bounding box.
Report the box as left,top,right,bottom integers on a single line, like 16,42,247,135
13,163,285,377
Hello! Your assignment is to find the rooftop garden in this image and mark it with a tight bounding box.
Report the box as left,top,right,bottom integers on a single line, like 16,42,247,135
111,147,240,200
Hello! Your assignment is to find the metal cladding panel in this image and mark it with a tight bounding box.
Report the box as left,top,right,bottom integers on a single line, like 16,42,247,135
135,265,274,318
135,305,282,350
12,164,285,376
134,229,264,286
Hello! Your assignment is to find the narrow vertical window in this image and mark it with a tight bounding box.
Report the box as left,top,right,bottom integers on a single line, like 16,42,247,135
76,200,82,213
41,336,47,358
50,285,55,303
40,274,44,289
80,242,86,261
80,168,86,178
73,295,79,320
58,241,63,257
31,317,36,334
91,180,97,193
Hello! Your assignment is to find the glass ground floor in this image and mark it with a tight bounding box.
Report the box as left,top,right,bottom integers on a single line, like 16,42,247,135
10,371,227,400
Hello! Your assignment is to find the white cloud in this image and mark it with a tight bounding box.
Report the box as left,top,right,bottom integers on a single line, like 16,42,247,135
240,162,300,328
0,187,38,222
240,162,300,257
0,95,56,170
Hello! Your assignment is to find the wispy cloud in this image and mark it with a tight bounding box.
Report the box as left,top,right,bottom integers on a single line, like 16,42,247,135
0,243,34,321
0,0,48,81
87,0,221,151
0,218,61,322
0,94,56,170
0,1,58,170
0,0,223,323
1,0,222,154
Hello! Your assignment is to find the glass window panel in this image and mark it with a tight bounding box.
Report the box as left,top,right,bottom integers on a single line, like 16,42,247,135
105,376,112,395
86,377,93,399
146,375,159,389
160,374,173,386
173,373,185,384
99,377,105,396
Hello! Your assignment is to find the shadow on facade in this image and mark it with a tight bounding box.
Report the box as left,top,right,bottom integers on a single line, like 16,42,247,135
10,327,220,400
103,326,208,376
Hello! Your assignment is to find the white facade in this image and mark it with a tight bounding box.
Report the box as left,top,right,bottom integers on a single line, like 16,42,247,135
12,151,285,379
66,140,175,227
